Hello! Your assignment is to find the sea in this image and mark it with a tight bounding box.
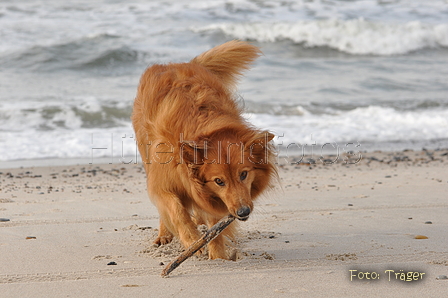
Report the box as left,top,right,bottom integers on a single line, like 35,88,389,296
1,0,448,167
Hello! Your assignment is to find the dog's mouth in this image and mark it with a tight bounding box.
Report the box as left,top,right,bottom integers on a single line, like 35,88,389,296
237,215,250,221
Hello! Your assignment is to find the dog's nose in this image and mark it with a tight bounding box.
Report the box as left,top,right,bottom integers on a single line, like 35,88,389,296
236,206,251,220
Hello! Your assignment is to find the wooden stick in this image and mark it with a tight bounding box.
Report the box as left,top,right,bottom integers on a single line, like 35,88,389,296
161,214,235,277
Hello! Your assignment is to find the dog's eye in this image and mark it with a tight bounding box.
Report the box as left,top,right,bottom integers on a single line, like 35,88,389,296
214,178,225,186
240,171,248,181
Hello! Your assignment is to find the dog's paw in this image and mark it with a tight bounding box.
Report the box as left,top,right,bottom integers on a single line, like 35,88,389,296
154,235,173,246
208,248,229,260
191,248,205,258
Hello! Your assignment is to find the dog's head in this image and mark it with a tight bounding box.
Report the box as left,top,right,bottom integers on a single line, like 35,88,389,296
182,129,277,221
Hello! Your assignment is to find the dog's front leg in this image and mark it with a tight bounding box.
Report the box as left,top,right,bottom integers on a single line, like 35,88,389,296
155,193,201,251
154,220,173,246
205,215,238,260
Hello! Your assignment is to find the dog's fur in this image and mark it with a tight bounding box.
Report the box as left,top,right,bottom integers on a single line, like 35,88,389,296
132,40,277,260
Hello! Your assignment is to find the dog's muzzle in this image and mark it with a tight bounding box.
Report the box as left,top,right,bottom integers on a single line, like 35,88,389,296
236,206,251,221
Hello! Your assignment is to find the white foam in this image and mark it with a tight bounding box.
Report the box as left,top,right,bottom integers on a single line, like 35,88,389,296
0,96,111,131
0,128,137,162
2,106,447,162
193,20,448,55
246,106,448,145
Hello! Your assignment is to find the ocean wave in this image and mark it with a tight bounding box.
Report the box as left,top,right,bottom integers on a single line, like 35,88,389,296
247,106,448,145
1,103,447,161
0,98,132,132
243,101,310,116
3,97,448,134
243,98,448,116
0,34,146,73
0,128,135,161
73,47,140,70
193,19,448,55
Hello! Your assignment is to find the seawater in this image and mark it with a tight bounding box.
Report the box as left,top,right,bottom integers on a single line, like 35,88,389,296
1,0,448,164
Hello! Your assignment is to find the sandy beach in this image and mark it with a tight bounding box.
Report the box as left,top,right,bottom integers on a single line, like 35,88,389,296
1,149,447,297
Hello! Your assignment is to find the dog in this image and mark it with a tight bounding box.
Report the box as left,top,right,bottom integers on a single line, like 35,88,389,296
132,40,277,260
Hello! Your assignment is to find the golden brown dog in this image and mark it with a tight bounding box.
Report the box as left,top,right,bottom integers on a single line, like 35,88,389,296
132,40,277,260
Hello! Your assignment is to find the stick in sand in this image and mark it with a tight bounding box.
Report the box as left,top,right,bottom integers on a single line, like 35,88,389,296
161,214,235,277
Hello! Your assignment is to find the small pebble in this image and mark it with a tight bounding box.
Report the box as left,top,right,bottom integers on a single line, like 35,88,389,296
436,275,448,280
424,221,432,224
26,236,36,240
348,204,353,206
107,261,117,265
285,240,290,243
414,235,428,239
0,218,10,222
159,262,164,266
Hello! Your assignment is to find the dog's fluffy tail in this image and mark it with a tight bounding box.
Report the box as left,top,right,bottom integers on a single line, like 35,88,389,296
191,40,261,89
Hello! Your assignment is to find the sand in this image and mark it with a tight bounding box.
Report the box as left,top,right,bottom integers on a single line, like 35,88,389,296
1,149,447,297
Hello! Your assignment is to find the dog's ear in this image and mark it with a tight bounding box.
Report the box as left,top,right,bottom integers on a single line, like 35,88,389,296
249,131,275,145
190,40,261,89
247,131,275,165
179,139,209,167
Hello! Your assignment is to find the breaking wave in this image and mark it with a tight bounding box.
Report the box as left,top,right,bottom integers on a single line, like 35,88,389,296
194,19,448,55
